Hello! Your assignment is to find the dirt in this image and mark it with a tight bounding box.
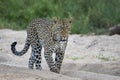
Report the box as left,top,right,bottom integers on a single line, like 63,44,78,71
0,29,120,80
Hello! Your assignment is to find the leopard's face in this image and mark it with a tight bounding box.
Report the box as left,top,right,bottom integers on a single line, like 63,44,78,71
52,18,72,42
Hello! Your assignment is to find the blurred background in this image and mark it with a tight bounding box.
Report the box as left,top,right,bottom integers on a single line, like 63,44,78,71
0,0,120,34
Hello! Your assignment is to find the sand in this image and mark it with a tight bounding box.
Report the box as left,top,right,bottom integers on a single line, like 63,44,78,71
0,29,120,80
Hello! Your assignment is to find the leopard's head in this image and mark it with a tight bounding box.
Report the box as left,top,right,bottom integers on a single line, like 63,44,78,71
51,17,72,42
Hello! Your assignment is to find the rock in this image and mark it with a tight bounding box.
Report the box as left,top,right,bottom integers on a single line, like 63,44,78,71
109,24,120,35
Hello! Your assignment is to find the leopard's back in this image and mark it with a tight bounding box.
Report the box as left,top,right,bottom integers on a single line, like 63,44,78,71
27,18,72,44
27,18,54,46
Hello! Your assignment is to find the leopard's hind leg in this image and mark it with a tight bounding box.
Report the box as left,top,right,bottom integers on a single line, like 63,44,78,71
34,42,42,70
28,48,35,69
29,41,42,69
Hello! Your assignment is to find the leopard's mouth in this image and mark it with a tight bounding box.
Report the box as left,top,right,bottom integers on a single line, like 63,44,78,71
53,36,68,42
60,39,67,42
53,38,67,42
60,37,68,42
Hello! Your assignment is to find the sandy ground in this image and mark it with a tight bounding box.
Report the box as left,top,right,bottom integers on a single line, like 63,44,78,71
0,29,120,80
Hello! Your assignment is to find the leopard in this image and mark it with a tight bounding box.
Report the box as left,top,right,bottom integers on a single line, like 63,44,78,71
11,18,72,73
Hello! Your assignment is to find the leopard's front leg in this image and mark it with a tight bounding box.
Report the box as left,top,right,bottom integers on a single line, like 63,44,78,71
55,42,67,73
55,52,65,73
44,48,59,73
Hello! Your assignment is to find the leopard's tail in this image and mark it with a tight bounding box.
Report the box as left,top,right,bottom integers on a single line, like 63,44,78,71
11,39,30,56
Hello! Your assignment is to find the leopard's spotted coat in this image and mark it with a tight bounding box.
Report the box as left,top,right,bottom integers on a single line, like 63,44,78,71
11,18,72,73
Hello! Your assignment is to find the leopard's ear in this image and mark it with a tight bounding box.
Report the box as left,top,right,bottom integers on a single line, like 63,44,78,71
68,16,72,24
53,17,58,24
68,19,72,24
50,17,57,31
